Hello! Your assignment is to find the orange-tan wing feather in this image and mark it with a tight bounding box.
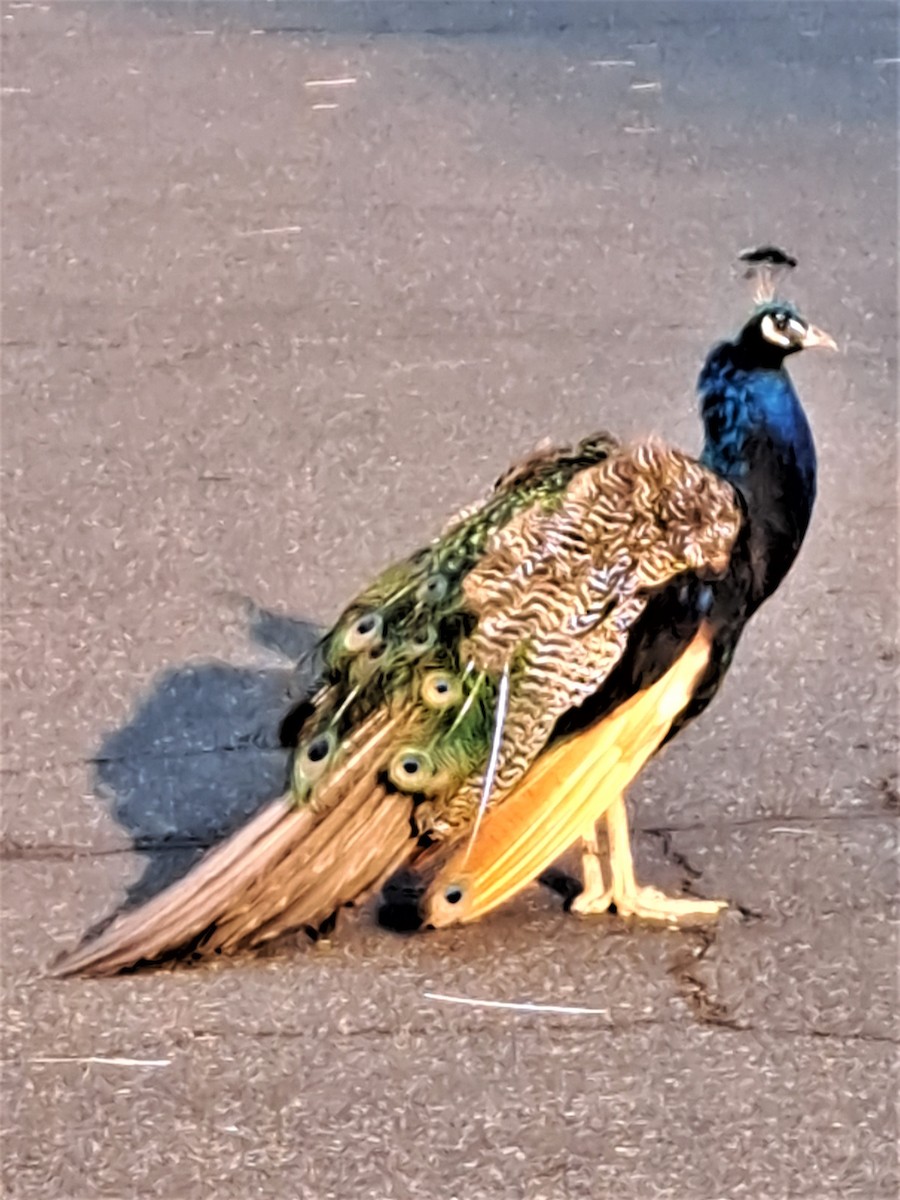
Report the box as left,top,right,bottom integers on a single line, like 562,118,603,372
416,439,741,839
405,439,743,924
422,624,715,926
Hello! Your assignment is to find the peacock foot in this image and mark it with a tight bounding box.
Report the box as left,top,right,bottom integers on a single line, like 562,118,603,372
612,883,727,924
569,825,614,915
572,797,728,924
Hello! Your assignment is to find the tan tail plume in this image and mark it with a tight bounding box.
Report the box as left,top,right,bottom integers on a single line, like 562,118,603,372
52,714,416,976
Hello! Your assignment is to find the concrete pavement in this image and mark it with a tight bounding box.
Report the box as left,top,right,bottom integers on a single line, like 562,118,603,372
2,3,897,1196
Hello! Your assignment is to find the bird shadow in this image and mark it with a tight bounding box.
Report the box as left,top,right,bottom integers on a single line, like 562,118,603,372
92,599,322,912
88,597,586,945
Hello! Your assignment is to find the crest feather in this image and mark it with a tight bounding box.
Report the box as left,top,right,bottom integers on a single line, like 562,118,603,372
737,245,798,305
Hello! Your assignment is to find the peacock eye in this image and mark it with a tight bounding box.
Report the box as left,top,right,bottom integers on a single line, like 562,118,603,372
343,610,384,654
417,573,448,604
774,312,789,331
306,736,331,763
388,746,437,791
421,671,462,708
294,729,336,789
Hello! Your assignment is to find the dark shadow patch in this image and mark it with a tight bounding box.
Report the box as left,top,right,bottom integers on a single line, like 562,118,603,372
243,600,323,663
537,867,583,909
377,868,427,933
91,604,322,908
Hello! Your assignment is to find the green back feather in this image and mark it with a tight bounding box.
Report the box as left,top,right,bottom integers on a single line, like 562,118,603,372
290,433,619,811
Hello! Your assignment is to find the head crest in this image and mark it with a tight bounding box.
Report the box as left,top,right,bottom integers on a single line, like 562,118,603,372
737,245,798,305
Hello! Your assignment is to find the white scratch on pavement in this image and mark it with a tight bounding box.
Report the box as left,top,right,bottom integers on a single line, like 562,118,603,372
305,77,357,88
425,992,610,1017
29,1055,171,1068
237,225,303,237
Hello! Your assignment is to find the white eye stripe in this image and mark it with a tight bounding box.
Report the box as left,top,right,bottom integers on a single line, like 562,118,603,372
788,317,807,338
760,313,792,347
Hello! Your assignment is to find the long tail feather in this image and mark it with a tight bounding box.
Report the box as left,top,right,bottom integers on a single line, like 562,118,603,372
52,715,416,976
207,783,410,953
51,800,308,975
421,625,714,927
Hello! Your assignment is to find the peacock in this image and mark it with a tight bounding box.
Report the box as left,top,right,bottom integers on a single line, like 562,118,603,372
54,249,836,975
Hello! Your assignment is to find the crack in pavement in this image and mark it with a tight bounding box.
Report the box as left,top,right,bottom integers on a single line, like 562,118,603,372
3,809,893,863
644,827,704,880
643,809,897,836
11,1018,893,1065
667,927,741,1029
646,828,764,920
1,836,224,861
665,928,899,1045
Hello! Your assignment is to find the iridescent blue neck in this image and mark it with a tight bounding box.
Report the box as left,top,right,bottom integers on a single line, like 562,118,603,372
698,340,817,603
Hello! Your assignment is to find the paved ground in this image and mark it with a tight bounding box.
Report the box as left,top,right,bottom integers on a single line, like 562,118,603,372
2,2,897,1197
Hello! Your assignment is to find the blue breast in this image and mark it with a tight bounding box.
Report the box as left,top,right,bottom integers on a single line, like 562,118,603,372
696,341,817,606
697,343,816,497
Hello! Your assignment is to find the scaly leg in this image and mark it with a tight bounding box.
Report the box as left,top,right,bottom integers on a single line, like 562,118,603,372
606,793,727,923
570,822,614,915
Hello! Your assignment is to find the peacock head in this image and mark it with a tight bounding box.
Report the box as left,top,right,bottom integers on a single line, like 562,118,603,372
737,301,837,369
733,247,837,368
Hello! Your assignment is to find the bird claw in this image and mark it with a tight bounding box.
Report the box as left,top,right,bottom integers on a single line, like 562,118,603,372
570,885,614,916
572,799,728,925
569,832,615,914
613,885,727,924
570,881,725,923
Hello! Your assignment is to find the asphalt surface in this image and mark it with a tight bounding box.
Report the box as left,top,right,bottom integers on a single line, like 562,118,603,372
2,3,898,1197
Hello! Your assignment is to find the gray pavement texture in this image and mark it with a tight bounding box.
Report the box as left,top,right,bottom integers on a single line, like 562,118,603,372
2,2,898,1197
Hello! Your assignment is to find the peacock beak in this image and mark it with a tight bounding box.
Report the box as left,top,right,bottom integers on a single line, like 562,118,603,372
801,324,838,352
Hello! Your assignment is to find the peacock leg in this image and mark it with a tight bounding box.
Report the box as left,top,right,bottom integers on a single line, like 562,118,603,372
606,794,727,922
569,822,614,915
